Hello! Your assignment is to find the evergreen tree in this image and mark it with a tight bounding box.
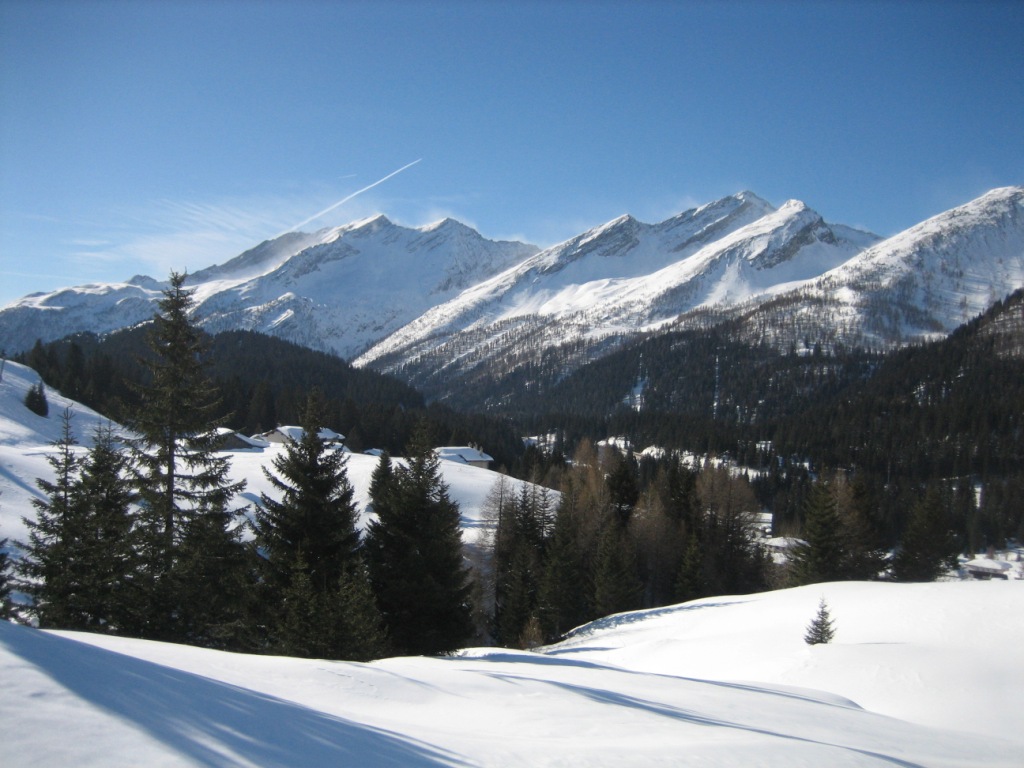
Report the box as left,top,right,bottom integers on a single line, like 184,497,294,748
674,532,706,603
606,451,639,525
538,482,591,640
129,271,248,642
365,422,474,656
834,476,886,580
256,391,360,593
18,410,83,627
18,415,142,632
804,597,836,645
167,503,256,650
0,536,13,619
273,555,386,661
592,520,643,618
254,391,383,658
68,422,139,633
24,380,48,417
368,450,395,517
892,487,960,582
492,480,552,646
789,480,845,586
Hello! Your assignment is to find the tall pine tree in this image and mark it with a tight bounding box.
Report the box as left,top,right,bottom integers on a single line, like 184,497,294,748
789,479,845,586
254,390,384,659
18,410,84,628
69,422,139,633
365,422,474,656
129,271,249,643
892,486,960,582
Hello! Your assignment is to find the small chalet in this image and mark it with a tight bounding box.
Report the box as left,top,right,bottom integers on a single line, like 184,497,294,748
963,558,1013,580
435,446,493,469
256,426,346,445
762,536,807,565
211,428,269,451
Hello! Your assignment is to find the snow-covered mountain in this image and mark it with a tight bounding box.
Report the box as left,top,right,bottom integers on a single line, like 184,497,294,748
720,186,1024,349
2,188,1022,395
353,192,878,373
357,187,1023,388
0,217,538,359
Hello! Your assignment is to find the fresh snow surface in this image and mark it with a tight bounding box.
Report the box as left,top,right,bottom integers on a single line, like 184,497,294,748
1,581,1021,767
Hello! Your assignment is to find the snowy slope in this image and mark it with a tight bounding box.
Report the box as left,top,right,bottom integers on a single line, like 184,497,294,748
0,361,117,545
195,216,538,359
0,229,333,355
549,580,1024,740
357,187,1024,386
813,185,1024,343
2,580,1022,767
0,360,528,549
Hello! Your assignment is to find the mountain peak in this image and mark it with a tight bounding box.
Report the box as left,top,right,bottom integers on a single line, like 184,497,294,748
338,213,395,236
732,190,773,208
418,217,481,239
421,216,461,231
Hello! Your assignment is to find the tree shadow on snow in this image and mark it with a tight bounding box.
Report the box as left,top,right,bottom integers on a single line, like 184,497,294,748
0,622,466,768
539,679,928,768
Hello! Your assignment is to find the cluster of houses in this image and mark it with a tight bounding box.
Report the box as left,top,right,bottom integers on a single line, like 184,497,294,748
212,426,494,469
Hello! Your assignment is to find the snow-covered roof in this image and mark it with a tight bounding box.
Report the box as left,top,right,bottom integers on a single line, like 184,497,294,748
225,432,270,449
258,426,345,443
964,558,1013,573
435,446,493,464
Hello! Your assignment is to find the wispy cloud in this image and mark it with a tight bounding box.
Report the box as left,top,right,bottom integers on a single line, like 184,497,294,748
59,191,377,280
0,165,430,306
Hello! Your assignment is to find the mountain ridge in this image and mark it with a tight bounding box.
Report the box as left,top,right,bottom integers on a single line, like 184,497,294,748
2,187,1021,399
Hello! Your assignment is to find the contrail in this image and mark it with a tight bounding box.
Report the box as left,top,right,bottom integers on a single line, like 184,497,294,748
277,158,422,236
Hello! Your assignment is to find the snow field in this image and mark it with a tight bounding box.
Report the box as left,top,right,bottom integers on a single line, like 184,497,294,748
3,579,1022,766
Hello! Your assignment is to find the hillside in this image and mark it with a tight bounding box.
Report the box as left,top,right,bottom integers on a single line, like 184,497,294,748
2,580,1022,766
0,358,531,550
15,327,526,467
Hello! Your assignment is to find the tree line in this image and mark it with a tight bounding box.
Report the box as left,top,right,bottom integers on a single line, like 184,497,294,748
11,273,473,659
481,444,772,647
17,328,527,471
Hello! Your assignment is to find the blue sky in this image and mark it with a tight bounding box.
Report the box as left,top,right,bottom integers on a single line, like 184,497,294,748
1,0,1022,307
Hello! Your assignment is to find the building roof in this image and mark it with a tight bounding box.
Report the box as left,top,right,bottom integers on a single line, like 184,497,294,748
257,426,345,443
435,446,494,464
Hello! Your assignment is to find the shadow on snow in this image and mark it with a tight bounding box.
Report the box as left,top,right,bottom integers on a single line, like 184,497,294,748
0,622,467,768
